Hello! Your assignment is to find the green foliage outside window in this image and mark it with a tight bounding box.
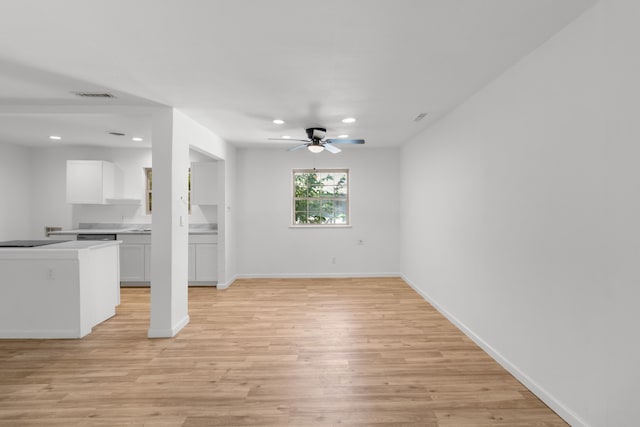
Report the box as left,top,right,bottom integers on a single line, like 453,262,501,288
293,169,348,225
145,168,191,214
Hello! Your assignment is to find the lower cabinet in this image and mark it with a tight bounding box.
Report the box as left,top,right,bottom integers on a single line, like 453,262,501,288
190,234,218,284
118,233,217,286
188,244,196,282
144,244,152,281
194,243,218,282
119,235,151,284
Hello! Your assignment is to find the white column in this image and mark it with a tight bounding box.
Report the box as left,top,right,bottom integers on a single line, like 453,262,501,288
148,108,190,337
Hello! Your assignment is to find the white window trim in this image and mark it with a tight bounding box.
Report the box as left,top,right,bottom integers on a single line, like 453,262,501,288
145,167,192,215
291,168,350,227
289,225,353,229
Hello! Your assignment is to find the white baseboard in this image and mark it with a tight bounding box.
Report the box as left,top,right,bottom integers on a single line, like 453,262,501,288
147,314,190,338
216,273,401,289
0,329,85,339
216,274,238,289
236,272,401,279
400,274,589,427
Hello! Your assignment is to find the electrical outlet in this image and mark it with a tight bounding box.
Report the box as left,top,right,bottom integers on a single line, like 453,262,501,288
47,268,54,280
357,239,364,245
331,257,337,265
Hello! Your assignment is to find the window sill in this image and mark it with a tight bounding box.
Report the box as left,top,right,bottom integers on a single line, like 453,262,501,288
289,225,352,229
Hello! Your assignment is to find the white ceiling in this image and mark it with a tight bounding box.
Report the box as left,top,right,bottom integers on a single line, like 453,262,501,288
0,113,152,148
0,0,596,149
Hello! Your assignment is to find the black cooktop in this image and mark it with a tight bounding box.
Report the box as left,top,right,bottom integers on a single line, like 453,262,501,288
0,240,67,248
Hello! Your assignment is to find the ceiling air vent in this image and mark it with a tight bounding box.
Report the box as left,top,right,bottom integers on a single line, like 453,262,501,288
414,113,428,122
72,92,116,98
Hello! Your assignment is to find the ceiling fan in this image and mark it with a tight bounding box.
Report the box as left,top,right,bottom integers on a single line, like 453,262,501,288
269,127,365,154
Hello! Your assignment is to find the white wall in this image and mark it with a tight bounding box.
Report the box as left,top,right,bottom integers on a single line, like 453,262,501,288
29,146,73,238
400,1,639,425
148,109,190,337
237,147,400,277
599,0,640,424
0,142,31,240
221,144,238,286
171,109,236,284
27,146,217,239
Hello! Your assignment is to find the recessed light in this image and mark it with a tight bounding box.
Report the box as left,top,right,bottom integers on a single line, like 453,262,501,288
132,137,143,142
342,117,356,124
337,134,349,138
273,119,285,125
282,135,291,139
49,135,61,140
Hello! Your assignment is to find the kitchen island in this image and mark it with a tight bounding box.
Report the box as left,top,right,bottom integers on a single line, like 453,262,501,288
0,240,121,338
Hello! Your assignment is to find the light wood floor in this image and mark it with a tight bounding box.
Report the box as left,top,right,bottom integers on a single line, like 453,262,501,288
0,277,566,426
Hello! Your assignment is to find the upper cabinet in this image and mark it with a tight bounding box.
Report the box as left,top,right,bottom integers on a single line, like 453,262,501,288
191,161,218,205
66,160,119,204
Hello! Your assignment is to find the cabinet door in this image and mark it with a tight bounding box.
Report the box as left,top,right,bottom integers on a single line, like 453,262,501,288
191,162,218,205
188,244,196,282
66,161,104,204
144,244,152,281
66,160,116,204
194,243,217,281
120,244,146,282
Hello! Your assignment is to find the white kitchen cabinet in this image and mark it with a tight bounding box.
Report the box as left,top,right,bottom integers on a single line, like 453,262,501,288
144,244,152,281
194,243,218,282
189,234,218,284
66,160,119,204
188,244,196,281
118,233,216,285
191,161,218,205
118,234,151,284
119,244,146,282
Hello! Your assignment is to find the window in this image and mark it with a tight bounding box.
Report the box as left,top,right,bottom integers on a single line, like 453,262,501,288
145,168,152,214
293,169,349,225
145,168,191,214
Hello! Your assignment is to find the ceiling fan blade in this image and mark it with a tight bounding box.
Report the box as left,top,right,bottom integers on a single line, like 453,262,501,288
287,143,309,152
325,138,365,145
323,143,342,154
269,138,310,142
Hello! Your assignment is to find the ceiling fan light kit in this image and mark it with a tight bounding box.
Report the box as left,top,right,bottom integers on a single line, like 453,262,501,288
307,144,324,153
268,127,365,154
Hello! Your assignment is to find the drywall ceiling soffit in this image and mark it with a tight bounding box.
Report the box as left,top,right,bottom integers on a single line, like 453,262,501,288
0,59,162,147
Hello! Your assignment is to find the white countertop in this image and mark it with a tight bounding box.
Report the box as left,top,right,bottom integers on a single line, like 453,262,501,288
51,228,133,234
50,229,217,235
42,240,122,249
0,240,121,259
